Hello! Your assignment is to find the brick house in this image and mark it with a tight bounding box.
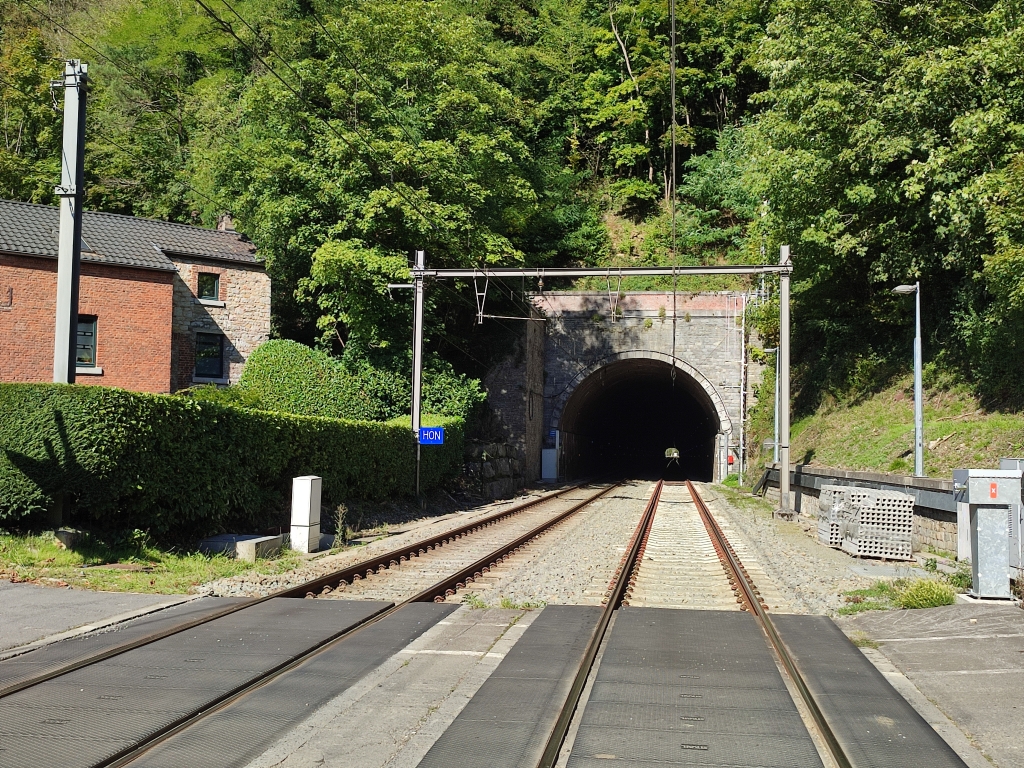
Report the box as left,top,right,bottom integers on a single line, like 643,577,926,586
0,200,270,393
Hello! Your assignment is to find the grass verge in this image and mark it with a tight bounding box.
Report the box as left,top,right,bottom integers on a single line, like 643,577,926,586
839,576,958,615
751,375,1024,478
0,530,303,595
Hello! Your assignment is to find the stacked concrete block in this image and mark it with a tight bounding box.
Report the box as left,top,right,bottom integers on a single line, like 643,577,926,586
817,485,871,548
291,475,322,554
816,485,844,548
839,489,915,561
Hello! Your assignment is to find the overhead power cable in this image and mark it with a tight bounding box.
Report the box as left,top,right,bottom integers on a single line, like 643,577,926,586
29,0,444,236
193,0,441,234
0,75,45,102
1,59,219,214
306,8,423,150
89,129,222,210
214,0,307,86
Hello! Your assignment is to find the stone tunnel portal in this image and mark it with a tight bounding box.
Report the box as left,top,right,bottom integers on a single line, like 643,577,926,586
558,358,721,481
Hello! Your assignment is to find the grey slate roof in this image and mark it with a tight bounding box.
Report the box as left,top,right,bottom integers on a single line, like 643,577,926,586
0,199,259,272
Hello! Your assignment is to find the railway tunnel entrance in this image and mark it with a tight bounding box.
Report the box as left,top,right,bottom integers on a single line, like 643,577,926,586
558,358,722,481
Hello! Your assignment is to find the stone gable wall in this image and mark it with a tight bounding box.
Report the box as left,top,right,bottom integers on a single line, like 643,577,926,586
170,258,270,390
464,441,526,499
481,315,545,483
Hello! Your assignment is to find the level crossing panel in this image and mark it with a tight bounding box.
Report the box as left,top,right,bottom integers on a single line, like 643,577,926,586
567,607,824,768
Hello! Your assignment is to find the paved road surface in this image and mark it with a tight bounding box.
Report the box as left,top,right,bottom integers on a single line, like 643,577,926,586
0,580,188,653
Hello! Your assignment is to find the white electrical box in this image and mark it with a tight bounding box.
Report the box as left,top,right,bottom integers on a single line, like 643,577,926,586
291,475,322,527
541,449,558,481
290,475,323,554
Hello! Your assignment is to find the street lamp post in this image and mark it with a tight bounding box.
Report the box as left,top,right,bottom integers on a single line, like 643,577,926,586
892,282,923,477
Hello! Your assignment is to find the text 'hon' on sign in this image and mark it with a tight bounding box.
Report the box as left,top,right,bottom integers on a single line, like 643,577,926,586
419,427,445,445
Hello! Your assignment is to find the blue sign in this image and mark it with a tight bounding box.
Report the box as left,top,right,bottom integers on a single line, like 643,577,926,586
419,427,445,445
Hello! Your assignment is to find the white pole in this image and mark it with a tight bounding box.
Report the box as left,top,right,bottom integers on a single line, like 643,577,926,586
53,60,88,384
776,246,792,519
412,249,425,495
914,281,924,477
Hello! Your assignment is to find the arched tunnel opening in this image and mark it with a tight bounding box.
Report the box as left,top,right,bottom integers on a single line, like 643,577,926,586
559,359,721,481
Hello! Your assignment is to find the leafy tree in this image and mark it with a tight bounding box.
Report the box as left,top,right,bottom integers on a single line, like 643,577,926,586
751,0,1024,405
580,0,766,212
0,13,60,202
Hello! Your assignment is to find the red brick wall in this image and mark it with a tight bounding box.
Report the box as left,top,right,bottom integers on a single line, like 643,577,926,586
171,330,195,391
0,253,174,393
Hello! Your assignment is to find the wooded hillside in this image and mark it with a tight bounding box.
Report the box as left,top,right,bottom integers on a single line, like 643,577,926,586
3,0,1023,408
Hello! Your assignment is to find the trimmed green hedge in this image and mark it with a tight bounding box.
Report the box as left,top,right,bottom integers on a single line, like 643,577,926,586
238,339,484,422
0,383,463,540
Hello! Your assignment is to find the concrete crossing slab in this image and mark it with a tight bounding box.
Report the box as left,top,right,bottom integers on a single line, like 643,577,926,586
566,608,825,768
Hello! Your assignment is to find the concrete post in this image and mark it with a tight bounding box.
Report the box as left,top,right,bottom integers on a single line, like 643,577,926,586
290,475,322,553
412,249,425,495
719,430,730,482
52,60,88,384
776,246,793,519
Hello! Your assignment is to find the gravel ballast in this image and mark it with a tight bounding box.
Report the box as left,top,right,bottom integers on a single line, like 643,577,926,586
455,481,650,607
699,483,875,615
198,488,565,598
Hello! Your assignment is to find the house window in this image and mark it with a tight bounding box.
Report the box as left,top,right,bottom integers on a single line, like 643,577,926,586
195,333,224,378
76,316,97,367
197,273,220,300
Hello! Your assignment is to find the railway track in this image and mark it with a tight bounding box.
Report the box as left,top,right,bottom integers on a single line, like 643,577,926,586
0,482,620,768
0,483,597,702
0,478,895,768
536,479,854,768
321,485,622,604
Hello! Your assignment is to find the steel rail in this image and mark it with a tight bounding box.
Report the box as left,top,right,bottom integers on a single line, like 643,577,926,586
0,483,586,700
535,480,665,768
410,484,621,603
94,483,623,768
687,481,854,768
277,483,590,599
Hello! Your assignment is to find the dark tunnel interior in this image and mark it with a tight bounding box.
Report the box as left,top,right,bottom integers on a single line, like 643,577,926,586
559,359,720,481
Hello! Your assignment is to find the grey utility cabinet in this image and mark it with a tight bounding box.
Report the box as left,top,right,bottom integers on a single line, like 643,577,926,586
999,458,1024,581
954,469,1021,599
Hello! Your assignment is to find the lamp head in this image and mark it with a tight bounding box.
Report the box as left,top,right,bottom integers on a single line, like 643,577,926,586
891,284,917,294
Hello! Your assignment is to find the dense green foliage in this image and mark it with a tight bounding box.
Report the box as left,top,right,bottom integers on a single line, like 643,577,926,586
238,339,484,421
753,0,1024,407
0,383,463,539
3,0,1024,405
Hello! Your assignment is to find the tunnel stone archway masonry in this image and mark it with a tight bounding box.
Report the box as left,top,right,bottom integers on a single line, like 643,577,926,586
480,291,750,485
534,291,747,481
